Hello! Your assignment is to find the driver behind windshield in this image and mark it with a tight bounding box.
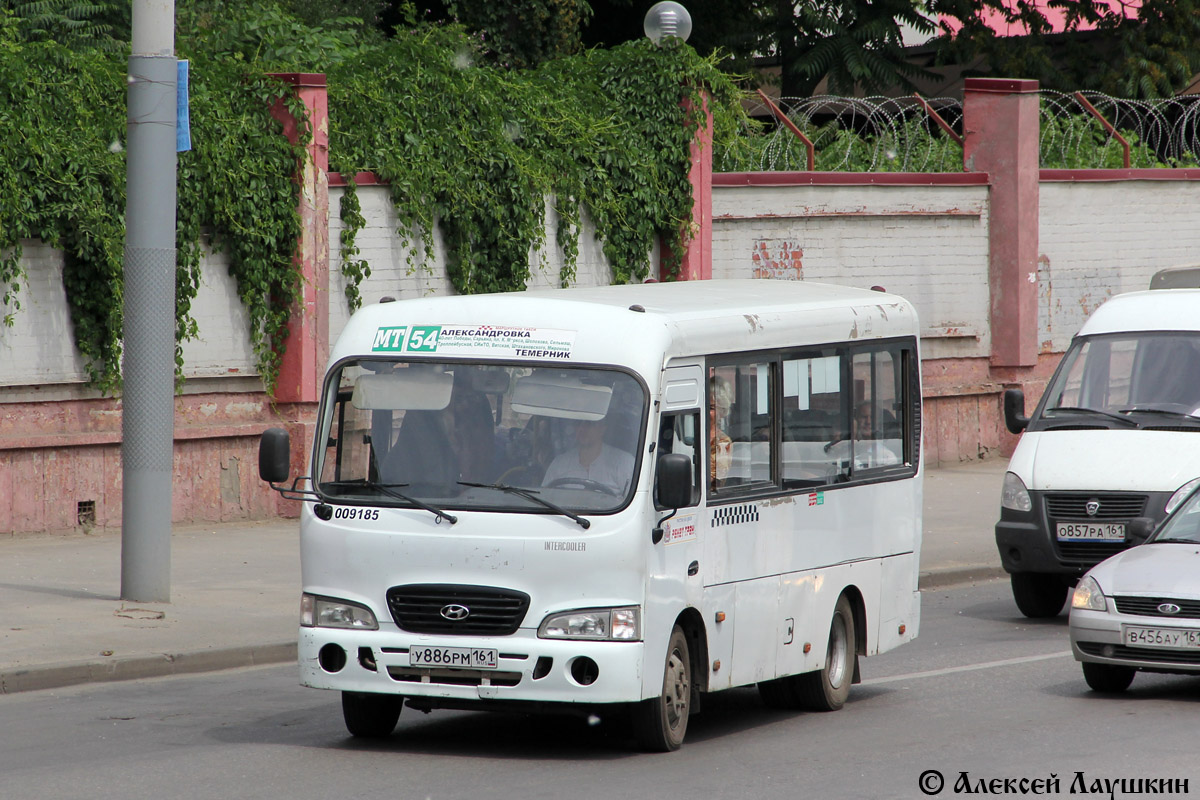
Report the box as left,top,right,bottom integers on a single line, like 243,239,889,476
541,415,634,495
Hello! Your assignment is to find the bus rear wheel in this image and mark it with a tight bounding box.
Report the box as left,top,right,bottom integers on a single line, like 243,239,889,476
631,625,691,751
795,594,856,712
342,691,403,738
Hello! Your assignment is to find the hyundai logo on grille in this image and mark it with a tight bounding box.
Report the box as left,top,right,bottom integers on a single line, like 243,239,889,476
440,603,471,621
1158,603,1182,615
1085,500,1101,517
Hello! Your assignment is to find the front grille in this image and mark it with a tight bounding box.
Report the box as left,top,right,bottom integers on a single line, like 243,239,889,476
1115,596,1200,619
1077,641,1200,665
1045,493,1147,520
1055,541,1127,563
387,666,522,687
386,584,530,635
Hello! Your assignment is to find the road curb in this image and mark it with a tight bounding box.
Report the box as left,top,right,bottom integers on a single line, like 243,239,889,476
0,642,297,695
919,565,1007,591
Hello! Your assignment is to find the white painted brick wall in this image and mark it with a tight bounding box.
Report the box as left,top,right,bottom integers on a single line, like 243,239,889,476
5,179,1200,391
0,241,87,387
713,183,992,360
1038,181,1200,352
327,185,627,345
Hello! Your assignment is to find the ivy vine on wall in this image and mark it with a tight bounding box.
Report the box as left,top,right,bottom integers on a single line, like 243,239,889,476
327,29,745,305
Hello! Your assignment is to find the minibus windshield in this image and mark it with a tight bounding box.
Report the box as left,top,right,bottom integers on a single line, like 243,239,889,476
315,360,646,514
1038,332,1200,427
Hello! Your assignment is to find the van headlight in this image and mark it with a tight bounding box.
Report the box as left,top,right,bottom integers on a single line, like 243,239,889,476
1071,576,1107,611
538,606,641,641
1001,472,1032,512
1165,477,1200,516
301,593,379,630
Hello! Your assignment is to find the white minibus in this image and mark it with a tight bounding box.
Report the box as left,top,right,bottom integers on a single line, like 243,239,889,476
998,281,1200,618
260,278,924,750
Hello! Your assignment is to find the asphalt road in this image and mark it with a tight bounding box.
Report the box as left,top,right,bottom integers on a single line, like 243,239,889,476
3,579,1198,800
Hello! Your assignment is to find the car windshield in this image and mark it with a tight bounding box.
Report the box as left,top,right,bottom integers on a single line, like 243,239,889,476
1038,332,1200,426
1151,488,1200,544
315,360,645,515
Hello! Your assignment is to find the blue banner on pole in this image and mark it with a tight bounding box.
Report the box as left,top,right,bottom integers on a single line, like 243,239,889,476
177,60,191,152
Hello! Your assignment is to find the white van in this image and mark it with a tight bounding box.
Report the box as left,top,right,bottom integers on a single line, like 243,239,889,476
998,283,1200,618
260,279,924,750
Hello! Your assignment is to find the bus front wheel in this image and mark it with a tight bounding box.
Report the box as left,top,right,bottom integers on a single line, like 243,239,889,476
342,691,403,738
631,625,691,752
796,594,856,712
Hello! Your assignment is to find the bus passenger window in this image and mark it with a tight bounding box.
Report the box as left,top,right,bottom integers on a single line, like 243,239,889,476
710,362,772,492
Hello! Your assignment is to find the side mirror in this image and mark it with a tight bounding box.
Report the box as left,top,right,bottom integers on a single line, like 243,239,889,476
1126,516,1155,545
1003,389,1030,434
259,427,292,483
655,453,693,510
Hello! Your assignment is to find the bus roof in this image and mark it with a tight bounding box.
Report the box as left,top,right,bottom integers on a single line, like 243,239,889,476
332,279,920,373
1079,289,1200,337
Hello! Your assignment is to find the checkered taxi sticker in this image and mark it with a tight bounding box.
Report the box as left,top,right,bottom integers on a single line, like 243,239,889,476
711,504,760,528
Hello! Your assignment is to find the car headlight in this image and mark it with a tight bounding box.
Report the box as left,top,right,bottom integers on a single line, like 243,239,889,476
1071,576,1107,611
538,606,641,641
301,593,379,630
1165,477,1200,516
1001,472,1032,512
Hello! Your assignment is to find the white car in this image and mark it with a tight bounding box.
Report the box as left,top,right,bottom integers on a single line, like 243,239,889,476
1069,486,1200,692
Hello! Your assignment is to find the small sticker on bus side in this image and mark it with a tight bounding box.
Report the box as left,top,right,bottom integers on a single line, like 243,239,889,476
371,325,576,359
808,492,824,507
661,514,697,544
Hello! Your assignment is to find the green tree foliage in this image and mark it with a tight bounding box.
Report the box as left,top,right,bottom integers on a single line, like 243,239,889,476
397,0,594,67
585,0,936,101
930,0,1200,98
0,0,128,50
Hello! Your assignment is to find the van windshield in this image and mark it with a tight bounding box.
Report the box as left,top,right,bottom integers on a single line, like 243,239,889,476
315,360,645,514
1037,332,1200,428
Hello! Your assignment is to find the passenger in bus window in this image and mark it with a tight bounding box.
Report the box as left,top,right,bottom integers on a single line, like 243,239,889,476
709,375,732,489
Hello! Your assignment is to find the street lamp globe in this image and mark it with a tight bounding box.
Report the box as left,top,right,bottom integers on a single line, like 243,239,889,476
643,1,692,45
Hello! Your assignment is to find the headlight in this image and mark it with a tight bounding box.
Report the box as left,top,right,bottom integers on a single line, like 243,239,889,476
1071,576,1107,611
1165,477,1200,516
538,606,641,641
301,593,379,630
1001,472,1032,512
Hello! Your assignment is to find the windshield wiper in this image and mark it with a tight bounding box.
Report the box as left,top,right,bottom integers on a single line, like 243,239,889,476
1120,407,1200,422
1046,406,1137,427
458,481,590,529
322,479,457,525
1149,537,1200,545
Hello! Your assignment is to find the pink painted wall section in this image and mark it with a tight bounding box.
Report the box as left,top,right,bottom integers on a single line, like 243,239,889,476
676,93,713,281
963,78,1041,368
268,73,330,404
0,394,305,536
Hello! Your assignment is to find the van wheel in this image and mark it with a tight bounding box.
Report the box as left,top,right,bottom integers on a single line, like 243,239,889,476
796,594,856,712
631,625,691,751
1082,662,1135,693
1011,573,1068,618
342,691,403,738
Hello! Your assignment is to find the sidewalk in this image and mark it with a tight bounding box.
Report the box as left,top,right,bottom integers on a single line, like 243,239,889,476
0,459,1007,695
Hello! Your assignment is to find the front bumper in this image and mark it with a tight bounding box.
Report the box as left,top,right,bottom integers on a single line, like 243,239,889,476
1070,607,1200,675
298,625,647,706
